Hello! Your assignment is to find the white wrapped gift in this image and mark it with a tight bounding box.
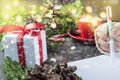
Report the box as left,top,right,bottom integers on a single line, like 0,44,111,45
3,30,47,67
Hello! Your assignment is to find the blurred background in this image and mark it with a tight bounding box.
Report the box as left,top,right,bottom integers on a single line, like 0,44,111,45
0,0,120,21
0,0,120,47
81,0,120,21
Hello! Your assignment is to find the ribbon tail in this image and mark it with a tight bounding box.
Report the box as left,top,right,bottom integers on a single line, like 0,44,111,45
16,32,26,66
37,32,44,64
50,33,68,42
0,25,24,33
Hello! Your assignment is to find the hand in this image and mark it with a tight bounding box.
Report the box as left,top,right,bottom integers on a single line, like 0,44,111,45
96,27,120,53
96,31,110,52
110,27,120,39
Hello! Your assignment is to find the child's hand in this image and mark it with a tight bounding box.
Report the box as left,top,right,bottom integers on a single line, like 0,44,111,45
110,27,120,39
96,27,120,53
96,31,109,52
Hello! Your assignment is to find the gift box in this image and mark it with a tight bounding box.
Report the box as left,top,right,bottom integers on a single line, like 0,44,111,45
3,30,47,67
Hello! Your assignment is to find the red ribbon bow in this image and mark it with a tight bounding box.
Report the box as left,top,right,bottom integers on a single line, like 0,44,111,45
0,22,45,33
1,23,45,66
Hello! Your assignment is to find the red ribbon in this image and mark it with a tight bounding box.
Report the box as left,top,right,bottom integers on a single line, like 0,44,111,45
5,23,45,66
32,31,43,64
16,32,26,66
0,25,24,33
0,23,45,33
13,29,44,66
50,33,68,42
13,30,33,66
1,23,45,66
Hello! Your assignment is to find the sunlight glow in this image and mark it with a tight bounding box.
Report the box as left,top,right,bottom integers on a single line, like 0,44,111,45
86,6,93,13
16,15,22,22
29,10,36,14
5,4,11,10
13,0,19,6
100,11,106,19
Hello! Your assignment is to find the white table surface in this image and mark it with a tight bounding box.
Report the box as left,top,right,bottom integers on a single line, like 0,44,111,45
69,53,120,80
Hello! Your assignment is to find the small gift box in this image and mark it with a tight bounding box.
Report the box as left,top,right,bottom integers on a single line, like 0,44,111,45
3,29,47,67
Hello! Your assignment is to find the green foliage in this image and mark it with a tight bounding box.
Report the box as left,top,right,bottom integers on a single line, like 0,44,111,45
0,33,5,51
0,0,83,48
0,34,3,41
1,57,83,80
42,0,83,48
0,0,83,79
60,0,83,24
1,57,28,80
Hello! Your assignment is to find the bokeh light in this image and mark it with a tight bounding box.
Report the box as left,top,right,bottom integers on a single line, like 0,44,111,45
5,4,11,10
13,0,19,6
5,45,9,49
10,40,14,44
100,11,106,19
16,15,22,22
85,6,93,13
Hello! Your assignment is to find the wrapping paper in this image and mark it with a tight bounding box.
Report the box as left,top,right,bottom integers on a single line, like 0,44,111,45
3,30,47,67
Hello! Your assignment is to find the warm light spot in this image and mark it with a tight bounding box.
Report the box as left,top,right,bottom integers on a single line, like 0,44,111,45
5,45,9,49
39,6,44,10
86,15,92,19
50,23,56,29
4,14,10,19
71,9,77,15
10,40,14,44
35,15,42,22
71,46,76,50
100,11,106,19
29,10,36,14
5,4,11,10
79,15,92,22
16,15,22,22
49,10,53,14
86,6,93,13
91,21,98,26
50,58,57,62
13,0,19,6
45,13,53,18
